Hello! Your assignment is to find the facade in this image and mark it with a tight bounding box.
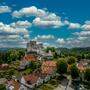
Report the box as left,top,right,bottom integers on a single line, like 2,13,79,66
27,41,43,53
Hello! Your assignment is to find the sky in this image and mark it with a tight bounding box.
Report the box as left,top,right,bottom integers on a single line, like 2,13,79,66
0,0,90,48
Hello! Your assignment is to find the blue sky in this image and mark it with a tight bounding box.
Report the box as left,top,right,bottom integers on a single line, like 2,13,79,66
0,0,90,48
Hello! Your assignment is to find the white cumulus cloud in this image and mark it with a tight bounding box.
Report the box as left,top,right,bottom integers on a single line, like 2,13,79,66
0,6,11,13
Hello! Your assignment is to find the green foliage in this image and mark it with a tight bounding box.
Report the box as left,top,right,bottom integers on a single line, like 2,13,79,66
30,61,37,70
84,68,90,81
48,79,59,87
0,58,3,64
0,48,25,63
67,56,76,65
22,68,33,75
53,52,58,59
70,64,79,79
45,47,55,53
40,84,54,90
57,59,68,75
59,47,90,60
0,68,15,78
0,84,6,90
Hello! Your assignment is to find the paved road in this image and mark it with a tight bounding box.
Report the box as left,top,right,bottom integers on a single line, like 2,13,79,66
54,79,74,90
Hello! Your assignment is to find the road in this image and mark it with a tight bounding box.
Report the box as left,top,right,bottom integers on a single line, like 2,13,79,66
54,79,74,90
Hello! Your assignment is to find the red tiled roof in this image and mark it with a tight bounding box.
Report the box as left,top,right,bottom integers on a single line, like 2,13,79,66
41,61,57,75
23,55,37,62
41,67,56,74
24,74,39,84
77,63,85,71
42,61,56,67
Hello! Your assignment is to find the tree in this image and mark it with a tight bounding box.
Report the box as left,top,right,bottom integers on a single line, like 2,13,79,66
0,58,3,64
6,49,25,63
57,59,68,75
67,56,76,65
0,84,6,90
84,68,90,81
53,52,58,59
45,47,55,53
70,64,79,79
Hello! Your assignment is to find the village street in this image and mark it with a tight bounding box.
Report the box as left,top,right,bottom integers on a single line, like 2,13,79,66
54,79,74,90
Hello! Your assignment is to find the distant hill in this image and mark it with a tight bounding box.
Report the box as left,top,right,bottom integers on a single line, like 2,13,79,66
57,47,90,53
0,48,26,52
0,48,9,52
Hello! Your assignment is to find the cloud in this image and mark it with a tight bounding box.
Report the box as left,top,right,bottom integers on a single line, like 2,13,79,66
56,38,65,45
33,12,62,28
68,22,81,29
34,35,55,41
81,21,90,30
33,17,62,28
12,6,45,18
74,31,90,37
12,6,62,28
0,6,11,14
0,21,30,48
10,20,32,28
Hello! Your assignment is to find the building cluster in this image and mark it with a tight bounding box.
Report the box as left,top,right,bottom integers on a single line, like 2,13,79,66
6,41,56,90
6,61,57,90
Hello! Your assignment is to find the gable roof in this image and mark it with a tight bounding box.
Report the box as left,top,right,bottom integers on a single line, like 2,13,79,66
24,74,39,85
23,54,37,62
42,61,56,67
41,61,57,74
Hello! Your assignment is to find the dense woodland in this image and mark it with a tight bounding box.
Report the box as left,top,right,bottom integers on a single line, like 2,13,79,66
0,48,26,64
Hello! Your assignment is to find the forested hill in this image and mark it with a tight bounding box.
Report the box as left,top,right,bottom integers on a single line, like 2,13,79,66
57,47,90,53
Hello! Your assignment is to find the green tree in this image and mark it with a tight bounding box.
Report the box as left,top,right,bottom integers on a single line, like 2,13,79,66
6,49,25,63
57,59,68,75
70,64,79,79
53,52,58,59
0,84,6,90
67,56,76,65
45,47,55,53
0,58,3,64
84,68,90,81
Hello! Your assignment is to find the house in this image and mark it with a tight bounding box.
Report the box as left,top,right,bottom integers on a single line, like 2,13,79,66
77,61,86,72
6,77,28,90
18,59,29,70
18,54,37,70
41,61,57,77
23,54,37,62
24,74,39,88
7,60,57,89
6,80,18,90
40,50,53,60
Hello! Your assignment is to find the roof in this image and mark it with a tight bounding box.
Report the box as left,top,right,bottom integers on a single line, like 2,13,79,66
41,67,56,75
12,80,20,90
77,63,85,71
24,74,39,85
6,80,20,90
23,54,37,62
41,61,57,75
42,61,56,67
